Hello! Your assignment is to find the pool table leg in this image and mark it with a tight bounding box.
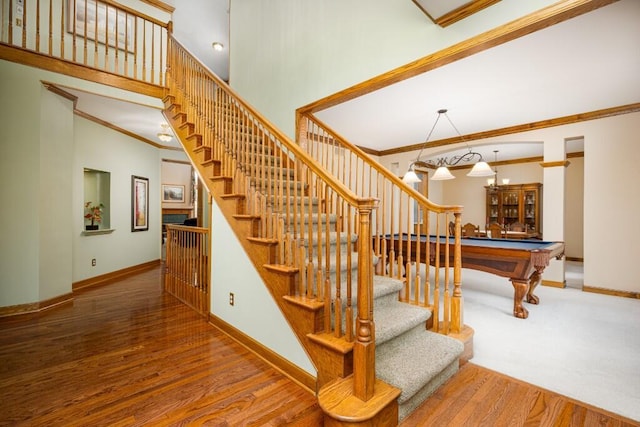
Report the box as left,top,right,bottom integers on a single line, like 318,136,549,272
510,279,529,319
526,270,541,305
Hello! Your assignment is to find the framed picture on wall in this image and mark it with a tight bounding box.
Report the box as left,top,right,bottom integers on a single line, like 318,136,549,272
162,184,185,203
132,175,149,232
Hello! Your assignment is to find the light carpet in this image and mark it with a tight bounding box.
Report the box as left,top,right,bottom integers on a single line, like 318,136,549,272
459,261,640,421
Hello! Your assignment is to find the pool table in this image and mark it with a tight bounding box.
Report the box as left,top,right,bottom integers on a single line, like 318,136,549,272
380,234,565,319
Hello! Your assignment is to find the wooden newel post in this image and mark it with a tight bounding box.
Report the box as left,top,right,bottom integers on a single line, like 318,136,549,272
451,212,463,333
353,199,377,401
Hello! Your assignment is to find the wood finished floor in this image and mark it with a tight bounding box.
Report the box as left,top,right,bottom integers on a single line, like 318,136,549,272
1,266,638,427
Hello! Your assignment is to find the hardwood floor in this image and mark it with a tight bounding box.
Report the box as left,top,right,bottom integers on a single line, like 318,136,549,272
0,268,321,426
1,266,637,426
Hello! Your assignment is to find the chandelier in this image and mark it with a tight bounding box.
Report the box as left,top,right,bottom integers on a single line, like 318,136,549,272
487,150,509,190
157,123,173,142
402,109,495,183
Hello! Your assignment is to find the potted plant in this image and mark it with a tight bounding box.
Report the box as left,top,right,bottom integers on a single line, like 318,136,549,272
84,202,104,230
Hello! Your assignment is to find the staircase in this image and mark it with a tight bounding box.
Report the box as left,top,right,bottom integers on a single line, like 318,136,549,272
164,37,469,425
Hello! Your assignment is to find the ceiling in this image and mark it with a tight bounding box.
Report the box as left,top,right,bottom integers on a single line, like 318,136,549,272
62,0,639,165
314,0,640,165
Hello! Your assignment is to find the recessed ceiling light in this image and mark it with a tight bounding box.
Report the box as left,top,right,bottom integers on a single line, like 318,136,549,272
212,42,224,52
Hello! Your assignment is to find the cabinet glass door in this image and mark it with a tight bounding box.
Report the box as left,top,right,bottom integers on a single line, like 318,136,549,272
487,192,499,225
501,190,519,226
523,190,537,231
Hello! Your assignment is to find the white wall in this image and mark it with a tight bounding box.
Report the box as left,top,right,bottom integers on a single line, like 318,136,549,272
565,156,584,258
73,117,161,282
229,0,559,139
0,59,164,307
39,87,75,301
0,61,47,306
583,113,640,293
209,202,315,375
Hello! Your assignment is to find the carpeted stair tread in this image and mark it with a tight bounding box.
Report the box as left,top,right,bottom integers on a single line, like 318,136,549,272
375,326,463,405
333,270,398,305
373,301,431,346
371,274,403,300
299,232,357,249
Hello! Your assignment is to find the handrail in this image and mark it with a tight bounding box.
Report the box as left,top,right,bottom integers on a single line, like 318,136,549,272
297,114,462,215
166,37,366,209
166,34,380,402
296,112,465,336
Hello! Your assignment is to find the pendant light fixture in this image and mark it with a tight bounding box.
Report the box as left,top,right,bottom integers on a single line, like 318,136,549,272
402,109,495,183
157,123,173,142
487,150,509,188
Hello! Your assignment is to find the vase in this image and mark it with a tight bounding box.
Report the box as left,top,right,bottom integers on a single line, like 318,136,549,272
86,225,99,231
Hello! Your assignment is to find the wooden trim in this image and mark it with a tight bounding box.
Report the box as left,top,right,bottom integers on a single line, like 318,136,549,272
379,103,640,157
0,292,74,319
435,0,501,28
138,0,175,14
582,286,640,300
566,256,584,262
0,44,164,98
540,160,571,168
298,0,617,115
72,259,161,291
42,82,78,105
162,158,191,165
41,83,181,151
208,314,317,394
74,109,181,150
541,280,565,289
44,81,163,113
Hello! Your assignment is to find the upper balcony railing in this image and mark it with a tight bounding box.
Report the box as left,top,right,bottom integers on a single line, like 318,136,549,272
0,0,168,89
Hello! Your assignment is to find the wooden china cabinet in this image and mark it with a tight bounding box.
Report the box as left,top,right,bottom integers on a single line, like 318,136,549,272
485,183,542,236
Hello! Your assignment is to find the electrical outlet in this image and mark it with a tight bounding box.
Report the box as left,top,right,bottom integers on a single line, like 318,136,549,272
91,258,96,267
229,292,234,306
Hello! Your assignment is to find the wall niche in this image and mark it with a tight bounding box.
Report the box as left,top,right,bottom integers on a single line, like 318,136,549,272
83,168,111,232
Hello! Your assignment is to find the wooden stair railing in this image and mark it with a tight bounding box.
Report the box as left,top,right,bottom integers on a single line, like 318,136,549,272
165,35,402,420
4,1,470,422
0,0,168,94
164,224,210,316
296,114,469,338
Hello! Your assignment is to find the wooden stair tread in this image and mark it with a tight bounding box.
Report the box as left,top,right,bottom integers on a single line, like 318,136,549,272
233,214,261,220
220,193,246,200
247,237,278,246
201,159,220,166
318,376,400,423
283,295,324,311
307,332,354,354
264,264,298,275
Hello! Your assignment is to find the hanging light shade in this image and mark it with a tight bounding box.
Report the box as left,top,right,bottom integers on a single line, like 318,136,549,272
431,166,456,180
402,169,421,184
467,161,494,177
401,109,493,183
